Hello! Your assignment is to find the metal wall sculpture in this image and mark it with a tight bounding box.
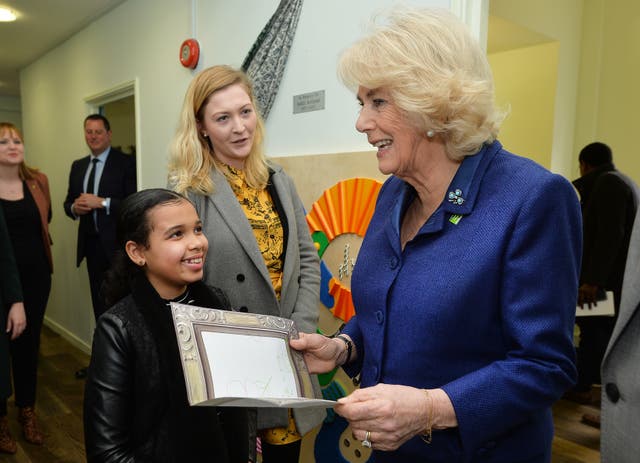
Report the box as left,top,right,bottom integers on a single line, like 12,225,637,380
242,0,303,119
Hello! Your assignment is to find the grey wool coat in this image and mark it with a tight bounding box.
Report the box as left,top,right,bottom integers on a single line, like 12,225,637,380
601,201,640,463
187,163,325,435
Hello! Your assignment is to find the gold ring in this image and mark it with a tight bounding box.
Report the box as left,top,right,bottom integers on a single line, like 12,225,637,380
362,430,372,448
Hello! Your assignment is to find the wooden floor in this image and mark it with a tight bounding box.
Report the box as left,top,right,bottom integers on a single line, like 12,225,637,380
2,325,89,462
0,325,601,462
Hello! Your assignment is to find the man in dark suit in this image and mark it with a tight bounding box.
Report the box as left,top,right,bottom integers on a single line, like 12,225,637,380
64,115,136,377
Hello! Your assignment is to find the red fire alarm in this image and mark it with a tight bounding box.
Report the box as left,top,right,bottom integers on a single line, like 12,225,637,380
179,38,200,69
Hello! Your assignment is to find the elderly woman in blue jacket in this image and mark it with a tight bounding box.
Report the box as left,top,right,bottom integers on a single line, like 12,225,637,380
291,7,581,463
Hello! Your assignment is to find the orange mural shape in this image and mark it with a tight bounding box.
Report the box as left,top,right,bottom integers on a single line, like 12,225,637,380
328,277,356,322
306,178,382,239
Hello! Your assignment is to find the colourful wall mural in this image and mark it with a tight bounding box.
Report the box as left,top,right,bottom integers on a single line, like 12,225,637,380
305,178,382,462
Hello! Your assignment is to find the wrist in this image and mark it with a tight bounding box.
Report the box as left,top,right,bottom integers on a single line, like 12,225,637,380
334,334,352,366
429,388,458,429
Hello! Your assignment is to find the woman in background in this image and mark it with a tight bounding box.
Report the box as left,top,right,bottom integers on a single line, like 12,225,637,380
0,122,52,447
168,65,323,463
0,204,26,454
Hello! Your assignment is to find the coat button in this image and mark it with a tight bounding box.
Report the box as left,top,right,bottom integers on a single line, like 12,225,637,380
236,274,245,282
389,257,398,269
239,306,248,312
605,383,620,403
375,311,384,324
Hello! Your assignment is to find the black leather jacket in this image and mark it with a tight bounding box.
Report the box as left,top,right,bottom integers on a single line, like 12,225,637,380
83,276,248,462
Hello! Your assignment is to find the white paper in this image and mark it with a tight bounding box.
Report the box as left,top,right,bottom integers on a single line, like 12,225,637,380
576,291,615,317
195,397,336,408
202,331,299,399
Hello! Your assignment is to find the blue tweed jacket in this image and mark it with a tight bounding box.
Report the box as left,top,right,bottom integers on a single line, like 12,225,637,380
343,141,581,462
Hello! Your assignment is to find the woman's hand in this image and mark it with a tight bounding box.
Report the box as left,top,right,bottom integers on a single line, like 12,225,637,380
335,384,457,451
289,332,344,374
6,302,26,340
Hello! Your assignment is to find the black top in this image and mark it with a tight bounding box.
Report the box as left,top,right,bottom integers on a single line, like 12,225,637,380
0,182,48,277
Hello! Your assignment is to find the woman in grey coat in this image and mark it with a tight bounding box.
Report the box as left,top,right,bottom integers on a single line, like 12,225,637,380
168,65,324,463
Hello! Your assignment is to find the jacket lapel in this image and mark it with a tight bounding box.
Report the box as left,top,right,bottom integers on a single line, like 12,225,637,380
208,168,273,287
77,156,91,191
270,169,296,299
97,149,116,195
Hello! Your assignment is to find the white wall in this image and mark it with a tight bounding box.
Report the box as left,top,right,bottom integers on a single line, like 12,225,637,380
0,96,21,129
198,0,449,157
489,0,584,178
20,0,192,349
20,0,479,348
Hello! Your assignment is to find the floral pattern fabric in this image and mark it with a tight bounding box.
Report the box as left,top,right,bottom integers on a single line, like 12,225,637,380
224,165,301,445
225,165,284,300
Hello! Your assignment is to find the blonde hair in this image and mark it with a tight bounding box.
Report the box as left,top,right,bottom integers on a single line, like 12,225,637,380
168,65,268,195
338,8,504,161
0,122,39,180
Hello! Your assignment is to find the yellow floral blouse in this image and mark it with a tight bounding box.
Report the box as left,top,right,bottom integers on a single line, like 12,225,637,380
225,164,284,300
224,164,301,445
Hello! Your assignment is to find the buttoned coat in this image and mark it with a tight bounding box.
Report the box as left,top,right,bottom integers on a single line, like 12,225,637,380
601,199,640,463
343,141,582,462
63,148,136,266
187,163,324,435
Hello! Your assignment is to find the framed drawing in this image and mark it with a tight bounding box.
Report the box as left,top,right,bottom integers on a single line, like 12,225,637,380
170,302,335,408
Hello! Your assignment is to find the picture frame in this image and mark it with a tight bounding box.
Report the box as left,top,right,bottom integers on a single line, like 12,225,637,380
170,302,335,408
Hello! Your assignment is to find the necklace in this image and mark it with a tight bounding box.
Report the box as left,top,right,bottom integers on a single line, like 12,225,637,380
165,289,193,306
0,180,23,200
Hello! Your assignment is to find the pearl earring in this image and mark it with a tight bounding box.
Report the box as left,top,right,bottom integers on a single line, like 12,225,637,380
426,130,435,138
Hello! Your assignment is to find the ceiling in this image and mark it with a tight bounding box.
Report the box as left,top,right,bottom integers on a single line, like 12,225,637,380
0,0,126,98
0,1,553,100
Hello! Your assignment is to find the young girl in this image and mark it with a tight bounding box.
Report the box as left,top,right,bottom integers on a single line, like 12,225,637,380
83,188,248,462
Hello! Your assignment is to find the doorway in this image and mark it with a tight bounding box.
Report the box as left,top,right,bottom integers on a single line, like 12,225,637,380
85,80,138,167
101,95,136,157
